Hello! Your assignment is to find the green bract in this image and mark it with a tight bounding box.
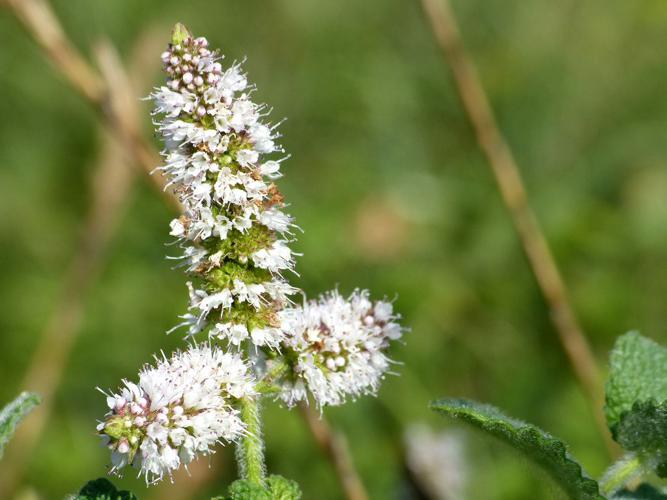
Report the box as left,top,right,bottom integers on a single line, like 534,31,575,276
430,398,602,500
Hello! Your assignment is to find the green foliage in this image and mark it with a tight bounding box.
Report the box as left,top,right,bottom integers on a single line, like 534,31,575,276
225,475,301,500
266,475,302,500
0,391,40,459
611,484,667,499
430,398,602,500
605,332,667,477
605,332,667,430
71,478,137,500
613,401,667,475
227,480,270,500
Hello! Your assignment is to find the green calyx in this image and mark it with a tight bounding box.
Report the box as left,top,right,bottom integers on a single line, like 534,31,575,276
100,417,142,458
206,260,272,290
223,302,276,332
203,226,275,265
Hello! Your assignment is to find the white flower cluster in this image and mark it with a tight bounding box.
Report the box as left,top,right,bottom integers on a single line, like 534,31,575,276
151,30,296,347
277,290,403,407
97,345,253,483
97,25,406,486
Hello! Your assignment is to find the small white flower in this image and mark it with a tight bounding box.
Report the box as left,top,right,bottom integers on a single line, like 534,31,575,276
251,241,293,272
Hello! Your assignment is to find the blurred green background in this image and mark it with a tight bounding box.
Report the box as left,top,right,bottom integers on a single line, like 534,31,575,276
1,0,667,498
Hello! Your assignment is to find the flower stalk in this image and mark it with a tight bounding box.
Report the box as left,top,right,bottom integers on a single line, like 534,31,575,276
599,453,643,496
237,396,266,487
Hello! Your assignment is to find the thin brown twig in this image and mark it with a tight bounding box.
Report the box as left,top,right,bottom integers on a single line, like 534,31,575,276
2,0,372,495
2,0,177,210
0,111,135,498
0,29,166,497
299,404,369,500
419,0,617,456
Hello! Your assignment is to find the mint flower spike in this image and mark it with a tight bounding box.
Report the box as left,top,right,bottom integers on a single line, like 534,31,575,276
97,345,254,484
275,290,404,407
151,25,298,349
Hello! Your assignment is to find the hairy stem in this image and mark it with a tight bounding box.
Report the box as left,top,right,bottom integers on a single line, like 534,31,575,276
600,454,643,496
237,396,266,487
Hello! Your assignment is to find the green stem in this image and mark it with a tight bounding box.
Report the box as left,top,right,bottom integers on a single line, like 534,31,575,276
600,453,643,496
255,361,289,394
236,396,266,487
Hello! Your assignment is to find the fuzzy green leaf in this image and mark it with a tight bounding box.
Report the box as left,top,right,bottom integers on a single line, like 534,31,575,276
613,400,667,476
71,478,137,500
224,476,301,500
611,484,667,499
227,480,270,500
605,332,667,431
430,398,602,500
267,475,302,500
0,391,40,458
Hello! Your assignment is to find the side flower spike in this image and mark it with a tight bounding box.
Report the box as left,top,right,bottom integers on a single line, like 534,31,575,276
97,345,255,483
274,290,404,407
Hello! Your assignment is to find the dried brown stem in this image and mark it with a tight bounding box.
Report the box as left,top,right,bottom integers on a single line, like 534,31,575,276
299,404,369,500
2,0,177,210
0,25,161,497
0,112,135,500
419,0,616,456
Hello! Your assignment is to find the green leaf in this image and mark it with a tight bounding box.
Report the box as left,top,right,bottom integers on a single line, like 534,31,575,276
604,332,667,476
605,331,667,430
227,480,270,500
0,391,40,458
267,475,302,500
430,398,602,500
611,484,667,499
613,400,667,476
224,476,301,500
71,478,137,500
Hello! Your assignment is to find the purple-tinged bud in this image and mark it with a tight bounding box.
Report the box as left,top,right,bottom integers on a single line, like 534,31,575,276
117,438,130,454
182,72,193,84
